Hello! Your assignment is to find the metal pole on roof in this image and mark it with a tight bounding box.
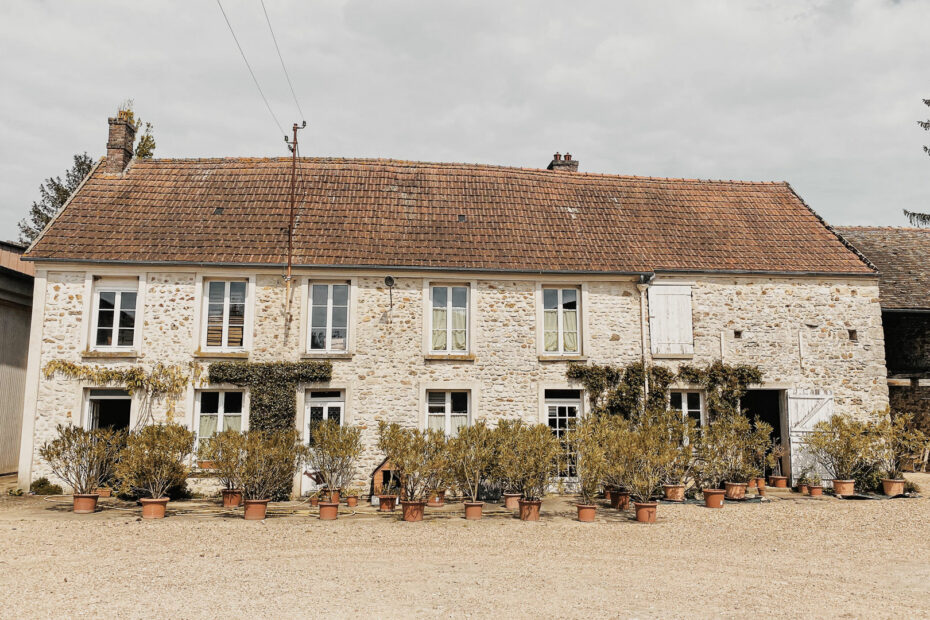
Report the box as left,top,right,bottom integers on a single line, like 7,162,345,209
284,121,306,303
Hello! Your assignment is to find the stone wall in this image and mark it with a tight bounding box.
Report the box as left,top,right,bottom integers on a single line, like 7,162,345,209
25,268,889,491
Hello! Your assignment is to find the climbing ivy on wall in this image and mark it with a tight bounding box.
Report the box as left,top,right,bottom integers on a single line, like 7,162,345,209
677,360,763,419
566,361,675,418
207,361,332,431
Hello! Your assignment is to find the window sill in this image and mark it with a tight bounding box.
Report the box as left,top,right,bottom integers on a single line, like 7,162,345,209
193,350,250,360
301,352,354,360
651,353,695,360
82,349,139,360
538,355,588,362
424,353,476,362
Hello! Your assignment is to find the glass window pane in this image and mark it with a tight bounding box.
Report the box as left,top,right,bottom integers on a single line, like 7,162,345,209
451,287,467,308
428,415,445,433
331,306,347,329
199,414,218,439
310,406,324,422
226,325,244,348
200,391,220,414
327,405,342,423
228,303,245,324
544,331,559,352
310,391,343,399
543,288,558,310
310,328,327,349
97,309,114,329
670,392,683,411
687,392,701,411
120,291,137,310
229,281,246,304
206,325,224,348
450,392,468,413
95,328,112,347
224,391,243,413
222,415,242,433
432,286,447,308
330,329,347,350
117,328,134,347
561,288,577,309
428,392,446,406
311,306,328,328
332,284,348,306
562,330,578,353
118,309,135,330
451,330,467,351
98,291,115,310
450,415,467,437
311,284,329,306
208,281,225,304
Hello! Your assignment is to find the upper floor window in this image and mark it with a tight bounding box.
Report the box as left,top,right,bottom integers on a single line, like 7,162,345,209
427,390,469,437
93,288,137,349
308,283,349,351
307,390,345,426
670,390,703,427
204,280,246,350
648,284,694,357
196,390,245,443
543,287,580,354
430,285,468,353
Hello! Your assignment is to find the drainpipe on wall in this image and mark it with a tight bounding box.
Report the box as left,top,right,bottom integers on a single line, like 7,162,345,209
637,273,655,415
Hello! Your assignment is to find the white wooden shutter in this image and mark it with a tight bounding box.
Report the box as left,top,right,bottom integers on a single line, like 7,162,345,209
648,285,694,356
786,389,834,484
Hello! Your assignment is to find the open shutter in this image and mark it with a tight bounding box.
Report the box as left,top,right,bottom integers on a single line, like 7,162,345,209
786,389,834,484
648,285,694,356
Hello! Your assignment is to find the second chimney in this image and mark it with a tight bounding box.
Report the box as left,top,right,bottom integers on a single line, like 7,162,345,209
105,113,137,174
547,151,579,172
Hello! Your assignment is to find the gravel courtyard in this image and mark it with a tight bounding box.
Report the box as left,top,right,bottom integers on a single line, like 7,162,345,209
1,481,928,619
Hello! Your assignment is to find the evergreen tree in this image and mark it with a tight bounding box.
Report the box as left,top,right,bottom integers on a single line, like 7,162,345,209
17,153,95,244
903,98,930,227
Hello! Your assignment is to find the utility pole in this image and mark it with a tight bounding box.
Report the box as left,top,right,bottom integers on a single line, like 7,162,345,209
284,121,306,313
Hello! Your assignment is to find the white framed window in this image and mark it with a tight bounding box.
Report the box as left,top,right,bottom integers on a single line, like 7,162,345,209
202,280,247,350
426,391,469,437
430,285,469,353
91,288,137,349
648,284,694,357
308,283,349,352
306,390,345,426
195,390,246,443
670,391,704,427
84,389,132,431
542,287,580,354
545,389,581,478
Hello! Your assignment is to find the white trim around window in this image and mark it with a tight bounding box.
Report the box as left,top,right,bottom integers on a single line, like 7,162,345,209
302,279,356,355
418,381,480,432
535,283,589,358
194,388,249,445
537,383,587,424
295,382,354,439
82,274,145,353
670,390,705,427
193,275,255,353
422,280,478,357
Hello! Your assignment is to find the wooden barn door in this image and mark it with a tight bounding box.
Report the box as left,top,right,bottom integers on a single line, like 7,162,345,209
786,389,834,485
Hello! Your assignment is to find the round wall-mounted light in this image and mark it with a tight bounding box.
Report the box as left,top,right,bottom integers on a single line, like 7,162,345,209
384,275,396,288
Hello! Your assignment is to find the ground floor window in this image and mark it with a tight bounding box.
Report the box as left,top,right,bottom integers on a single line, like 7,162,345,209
545,389,581,477
307,390,345,427
85,389,131,431
196,390,245,443
670,391,703,427
426,391,469,437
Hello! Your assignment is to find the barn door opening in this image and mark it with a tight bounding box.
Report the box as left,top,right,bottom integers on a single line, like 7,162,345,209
785,389,834,485
742,389,786,478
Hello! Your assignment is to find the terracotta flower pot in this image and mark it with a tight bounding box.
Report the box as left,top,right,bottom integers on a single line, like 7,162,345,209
319,501,339,520
464,501,484,520
222,489,243,508
663,484,685,502
702,489,725,508
427,490,446,507
518,499,542,521
94,487,112,498
400,500,426,522
616,491,630,510
502,492,521,510
198,460,215,469
881,478,905,496
724,482,747,500
747,478,757,489
73,493,99,514
345,496,358,508
321,489,340,504
809,485,823,497
798,483,809,495
634,501,657,523
576,504,596,522
769,475,788,488
243,498,270,520
756,477,767,489
832,479,855,496
378,495,397,512
140,497,169,519
309,495,320,507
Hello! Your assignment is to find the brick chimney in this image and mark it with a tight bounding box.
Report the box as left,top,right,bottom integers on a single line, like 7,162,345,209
547,151,579,172
105,113,136,173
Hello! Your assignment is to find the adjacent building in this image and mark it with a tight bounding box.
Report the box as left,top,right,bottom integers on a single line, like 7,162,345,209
17,116,889,492
1,241,34,475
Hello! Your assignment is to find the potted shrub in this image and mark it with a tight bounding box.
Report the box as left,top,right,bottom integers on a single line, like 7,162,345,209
378,480,398,512
874,410,926,496
618,411,680,523
39,424,122,514
659,411,697,502
694,414,745,508
720,416,768,500
198,430,245,508
805,414,875,497
377,422,446,522
507,423,560,521
492,419,525,510
564,416,609,522
448,420,497,520
115,423,196,519
344,486,360,508
806,471,823,496
237,429,306,520
306,420,362,520
766,441,789,488
601,416,631,510
796,467,813,495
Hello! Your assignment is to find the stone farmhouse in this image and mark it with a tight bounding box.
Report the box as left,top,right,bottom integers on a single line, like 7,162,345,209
17,116,889,492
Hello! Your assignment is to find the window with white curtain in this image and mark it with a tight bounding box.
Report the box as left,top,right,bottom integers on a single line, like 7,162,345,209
196,390,245,443
308,283,349,351
203,280,247,349
430,285,468,353
542,287,580,354
426,391,469,437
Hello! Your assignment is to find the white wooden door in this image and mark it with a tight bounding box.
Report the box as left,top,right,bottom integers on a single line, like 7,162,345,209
786,389,834,484
647,285,694,356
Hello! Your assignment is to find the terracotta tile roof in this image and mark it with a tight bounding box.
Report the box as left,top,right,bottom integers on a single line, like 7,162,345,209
835,227,930,309
27,157,873,275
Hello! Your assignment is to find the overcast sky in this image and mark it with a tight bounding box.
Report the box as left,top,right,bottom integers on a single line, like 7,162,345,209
1,0,928,242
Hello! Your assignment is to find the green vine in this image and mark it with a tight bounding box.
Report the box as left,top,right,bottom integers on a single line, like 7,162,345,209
43,360,191,427
677,360,763,419
207,361,332,431
567,361,675,418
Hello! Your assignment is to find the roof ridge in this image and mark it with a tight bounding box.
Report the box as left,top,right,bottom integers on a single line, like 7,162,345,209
836,225,930,232
132,156,788,186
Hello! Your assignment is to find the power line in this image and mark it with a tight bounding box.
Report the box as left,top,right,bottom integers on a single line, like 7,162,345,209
260,0,307,123
215,0,286,138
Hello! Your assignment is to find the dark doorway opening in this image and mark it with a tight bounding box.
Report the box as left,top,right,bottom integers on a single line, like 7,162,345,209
88,390,131,431
742,389,785,476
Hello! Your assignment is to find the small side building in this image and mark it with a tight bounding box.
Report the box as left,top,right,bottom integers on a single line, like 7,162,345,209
0,241,34,474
